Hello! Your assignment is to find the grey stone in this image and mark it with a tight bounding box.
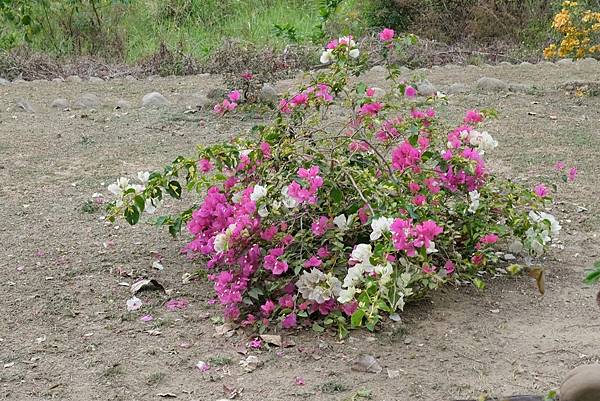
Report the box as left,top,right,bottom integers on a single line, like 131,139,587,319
13,78,26,84
447,83,468,94
417,80,436,97
178,94,210,109
560,364,600,401
0,78,8,85
369,65,387,75
66,75,82,83
259,83,278,104
476,77,508,92
52,77,64,83
578,57,598,66
509,83,534,93
88,76,104,83
520,61,533,67
499,61,512,66
15,98,35,113
125,75,136,81
370,87,386,99
74,93,101,109
142,91,169,107
557,58,574,66
147,75,160,81
206,87,228,100
51,98,69,109
115,99,131,110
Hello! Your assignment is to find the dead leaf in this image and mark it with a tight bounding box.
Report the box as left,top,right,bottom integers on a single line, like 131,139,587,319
239,355,262,372
259,334,282,347
130,279,165,294
527,267,545,295
223,384,243,399
213,323,236,338
351,354,382,374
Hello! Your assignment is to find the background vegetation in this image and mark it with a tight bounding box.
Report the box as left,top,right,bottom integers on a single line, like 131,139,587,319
0,0,599,72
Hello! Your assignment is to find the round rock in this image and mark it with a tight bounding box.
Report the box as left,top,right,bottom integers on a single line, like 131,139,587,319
142,92,169,107
476,77,508,92
51,98,69,109
560,364,600,401
88,76,104,83
259,83,278,104
447,83,468,94
369,65,387,75
557,58,574,66
0,77,10,85
74,93,101,109
52,77,64,83
417,79,436,96
66,75,83,83
15,98,35,113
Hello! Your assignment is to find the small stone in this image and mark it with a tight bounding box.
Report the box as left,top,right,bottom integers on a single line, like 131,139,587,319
0,78,9,85
417,80,436,96
557,58,574,66
13,78,26,84
369,65,387,75
15,98,35,113
447,83,468,94
369,87,386,99
476,77,508,92
74,93,101,109
352,354,382,374
509,83,534,93
578,57,598,66
560,364,600,401
520,61,533,67
125,75,136,81
499,61,512,66
66,75,82,83
51,98,69,109
181,94,211,109
142,92,169,107
88,77,104,83
259,83,278,104
52,77,64,83
115,100,131,110
206,87,228,100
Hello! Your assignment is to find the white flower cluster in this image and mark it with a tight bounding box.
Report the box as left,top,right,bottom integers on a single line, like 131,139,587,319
465,130,498,153
510,211,561,256
320,36,360,64
338,244,392,303
108,171,160,213
296,269,342,304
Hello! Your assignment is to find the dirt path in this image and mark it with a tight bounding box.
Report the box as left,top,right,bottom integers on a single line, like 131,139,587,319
1,60,599,401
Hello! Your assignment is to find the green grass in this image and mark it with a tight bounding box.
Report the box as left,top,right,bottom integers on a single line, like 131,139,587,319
122,0,325,61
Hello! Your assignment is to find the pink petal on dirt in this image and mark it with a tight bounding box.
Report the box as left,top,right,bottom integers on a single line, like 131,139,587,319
295,376,305,385
165,298,189,311
140,315,154,322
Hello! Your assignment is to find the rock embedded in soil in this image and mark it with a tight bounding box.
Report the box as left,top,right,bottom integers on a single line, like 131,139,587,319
51,98,69,109
447,83,468,94
417,79,436,96
509,83,534,93
0,78,9,85
560,364,600,401
476,77,509,92
15,98,35,113
51,77,64,83
88,77,104,83
259,83,278,104
74,93,101,109
142,92,169,107
66,75,82,83
13,78,27,84
206,87,228,100
557,58,574,66
115,99,131,110
369,65,387,75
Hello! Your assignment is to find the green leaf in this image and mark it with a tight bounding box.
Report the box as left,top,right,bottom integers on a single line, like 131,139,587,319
350,309,365,328
331,187,343,204
472,277,486,290
133,195,145,213
166,180,182,199
124,206,140,225
312,323,325,332
356,82,367,95
584,262,600,284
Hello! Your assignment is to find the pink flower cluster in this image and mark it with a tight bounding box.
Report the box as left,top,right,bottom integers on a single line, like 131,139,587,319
391,137,429,173
214,90,241,115
287,166,324,205
279,84,333,113
390,219,443,256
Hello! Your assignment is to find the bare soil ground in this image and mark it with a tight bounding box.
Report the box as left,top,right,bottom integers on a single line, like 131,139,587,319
1,61,599,401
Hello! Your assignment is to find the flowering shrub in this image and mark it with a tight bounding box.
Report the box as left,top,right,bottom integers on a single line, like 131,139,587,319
544,1,600,60
107,30,565,336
